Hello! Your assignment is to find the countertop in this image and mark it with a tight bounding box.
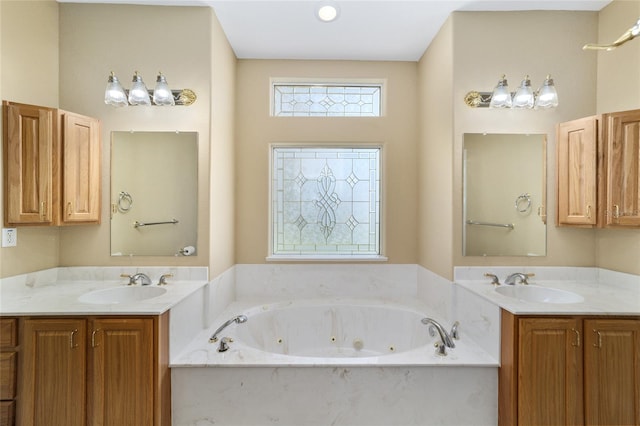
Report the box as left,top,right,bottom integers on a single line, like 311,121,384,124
0,267,208,316
455,271,640,316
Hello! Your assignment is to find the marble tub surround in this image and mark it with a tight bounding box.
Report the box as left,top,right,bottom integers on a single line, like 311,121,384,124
172,264,498,367
0,266,208,315
171,366,498,426
171,264,499,426
454,266,640,315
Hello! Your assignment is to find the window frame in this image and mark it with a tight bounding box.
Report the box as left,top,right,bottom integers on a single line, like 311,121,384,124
267,143,387,262
269,78,386,117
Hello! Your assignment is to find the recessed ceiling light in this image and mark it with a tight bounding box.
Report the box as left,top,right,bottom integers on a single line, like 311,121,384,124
316,1,340,23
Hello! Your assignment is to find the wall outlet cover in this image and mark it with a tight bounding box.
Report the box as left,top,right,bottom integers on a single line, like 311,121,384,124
2,228,17,247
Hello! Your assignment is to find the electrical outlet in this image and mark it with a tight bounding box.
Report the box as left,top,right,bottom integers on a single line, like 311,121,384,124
2,228,17,247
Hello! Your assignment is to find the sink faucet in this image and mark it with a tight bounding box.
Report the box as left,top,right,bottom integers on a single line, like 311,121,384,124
121,273,152,286
504,272,534,285
209,315,248,343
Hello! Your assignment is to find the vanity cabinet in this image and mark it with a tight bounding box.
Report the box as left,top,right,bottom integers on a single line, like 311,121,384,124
17,315,170,426
556,108,640,228
499,311,640,425
0,319,18,426
2,100,101,227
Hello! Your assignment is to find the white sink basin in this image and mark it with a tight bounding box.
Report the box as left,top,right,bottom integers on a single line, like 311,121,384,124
78,286,167,304
495,285,584,304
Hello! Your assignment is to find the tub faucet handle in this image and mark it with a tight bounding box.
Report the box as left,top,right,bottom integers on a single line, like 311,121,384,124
218,337,233,352
450,321,460,340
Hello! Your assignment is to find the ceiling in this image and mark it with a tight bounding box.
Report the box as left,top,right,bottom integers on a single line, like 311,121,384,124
58,0,612,61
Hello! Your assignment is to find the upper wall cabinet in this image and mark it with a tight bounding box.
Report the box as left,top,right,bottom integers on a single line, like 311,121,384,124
2,101,101,227
556,108,640,228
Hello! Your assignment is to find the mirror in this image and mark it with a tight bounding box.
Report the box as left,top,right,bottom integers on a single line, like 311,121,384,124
463,133,546,256
110,131,198,256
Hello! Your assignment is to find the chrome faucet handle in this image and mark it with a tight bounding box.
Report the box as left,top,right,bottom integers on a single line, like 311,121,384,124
120,273,136,285
434,341,447,356
158,273,173,286
450,321,460,340
218,337,233,352
484,273,500,286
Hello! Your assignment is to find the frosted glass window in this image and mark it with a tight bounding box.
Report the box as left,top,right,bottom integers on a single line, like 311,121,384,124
273,84,381,117
271,147,381,256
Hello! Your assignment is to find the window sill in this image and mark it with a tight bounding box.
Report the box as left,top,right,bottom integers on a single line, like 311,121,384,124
266,255,388,262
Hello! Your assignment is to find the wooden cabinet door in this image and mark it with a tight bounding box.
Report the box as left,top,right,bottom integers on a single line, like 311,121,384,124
18,319,86,426
557,116,598,226
87,318,154,426
3,102,56,225
584,318,640,425
604,110,640,227
60,111,101,224
518,317,583,425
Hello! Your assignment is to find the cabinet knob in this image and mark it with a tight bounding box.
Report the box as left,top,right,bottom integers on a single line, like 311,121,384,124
613,204,620,219
91,329,101,347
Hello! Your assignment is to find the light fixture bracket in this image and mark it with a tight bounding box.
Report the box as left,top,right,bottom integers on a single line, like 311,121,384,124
119,88,196,106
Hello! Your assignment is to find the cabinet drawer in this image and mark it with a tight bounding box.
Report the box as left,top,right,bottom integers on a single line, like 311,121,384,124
0,353,16,399
0,401,15,426
0,320,16,347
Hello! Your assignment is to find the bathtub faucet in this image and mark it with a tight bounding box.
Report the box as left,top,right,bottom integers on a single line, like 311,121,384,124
209,315,248,344
421,318,458,355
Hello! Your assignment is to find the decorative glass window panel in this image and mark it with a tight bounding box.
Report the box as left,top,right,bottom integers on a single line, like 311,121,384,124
272,84,381,117
271,146,381,256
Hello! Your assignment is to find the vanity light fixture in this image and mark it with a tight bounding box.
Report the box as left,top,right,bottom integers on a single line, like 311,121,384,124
316,1,340,22
464,74,558,109
104,71,197,107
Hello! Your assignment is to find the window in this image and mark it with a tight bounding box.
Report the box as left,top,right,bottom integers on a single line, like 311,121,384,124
272,83,382,117
270,146,382,258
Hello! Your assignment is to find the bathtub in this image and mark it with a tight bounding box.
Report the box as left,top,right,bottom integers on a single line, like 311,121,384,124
234,299,431,359
179,299,495,366
172,298,498,425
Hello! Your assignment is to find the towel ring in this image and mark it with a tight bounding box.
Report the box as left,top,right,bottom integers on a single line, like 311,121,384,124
515,193,531,213
117,191,133,213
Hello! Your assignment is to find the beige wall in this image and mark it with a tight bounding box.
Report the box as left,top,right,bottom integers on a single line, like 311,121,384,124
416,16,454,279
0,0,61,278
1,2,637,280
594,0,640,274
209,8,237,276
450,12,602,276
1,3,237,279
419,8,639,278
234,60,419,263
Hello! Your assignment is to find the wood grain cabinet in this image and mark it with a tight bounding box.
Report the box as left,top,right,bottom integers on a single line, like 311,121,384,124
16,315,170,426
499,311,640,425
556,108,640,228
0,319,18,426
2,100,101,227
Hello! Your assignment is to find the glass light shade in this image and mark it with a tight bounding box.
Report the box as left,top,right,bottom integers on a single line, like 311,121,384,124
535,75,559,109
153,72,175,106
104,72,128,107
512,75,535,109
128,72,151,106
489,75,512,108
